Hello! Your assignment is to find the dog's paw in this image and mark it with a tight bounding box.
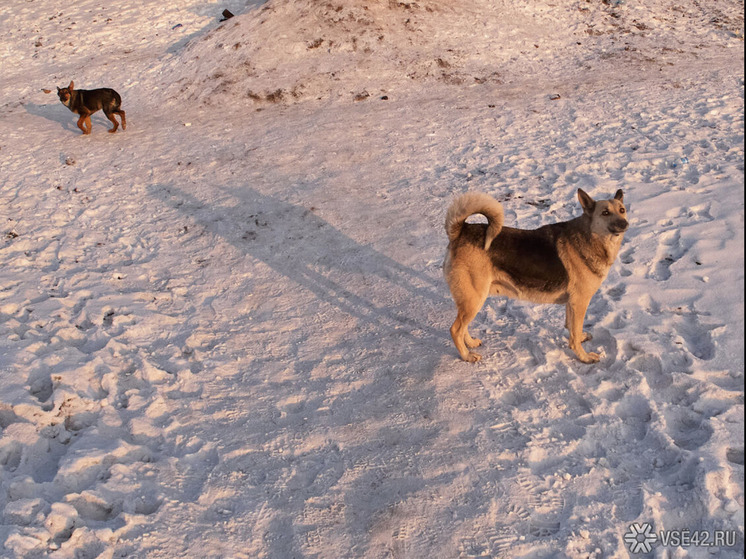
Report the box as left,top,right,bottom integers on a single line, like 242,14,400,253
578,351,600,364
463,351,482,363
465,337,482,348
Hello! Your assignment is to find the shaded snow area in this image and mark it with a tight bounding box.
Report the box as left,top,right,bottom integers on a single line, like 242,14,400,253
0,0,744,557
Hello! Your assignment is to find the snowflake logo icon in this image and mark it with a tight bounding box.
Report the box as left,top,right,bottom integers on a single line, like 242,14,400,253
624,523,658,553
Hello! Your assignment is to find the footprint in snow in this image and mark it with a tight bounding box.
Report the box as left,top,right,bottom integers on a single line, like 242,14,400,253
515,473,565,538
482,527,519,558
606,283,626,302
628,353,672,390
459,536,492,558
528,517,561,538
0,440,23,472
612,483,645,522
27,369,54,403
649,229,689,281
620,246,635,265
688,203,714,222
663,407,713,451
674,312,719,361
726,447,744,466
615,394,652,442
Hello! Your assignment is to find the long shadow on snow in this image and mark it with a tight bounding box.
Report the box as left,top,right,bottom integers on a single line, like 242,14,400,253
148,182,449,348
145,183,456,556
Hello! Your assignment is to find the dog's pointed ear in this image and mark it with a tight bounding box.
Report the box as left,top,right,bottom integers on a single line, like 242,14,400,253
578,189,595,215
614,189,624,202
68,81,74,90
57,87,61,93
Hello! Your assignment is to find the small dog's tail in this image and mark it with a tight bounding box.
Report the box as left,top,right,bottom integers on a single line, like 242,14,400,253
445,192,504,250
107,90,123,111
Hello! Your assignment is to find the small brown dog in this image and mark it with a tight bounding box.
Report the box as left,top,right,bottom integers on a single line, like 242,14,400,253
57,81,126,135
444,189,628,363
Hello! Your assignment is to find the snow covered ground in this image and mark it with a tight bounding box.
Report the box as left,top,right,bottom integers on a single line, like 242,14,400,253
0,0,743,557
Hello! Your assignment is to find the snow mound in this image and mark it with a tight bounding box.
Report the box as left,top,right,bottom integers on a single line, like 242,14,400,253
160,0,744,105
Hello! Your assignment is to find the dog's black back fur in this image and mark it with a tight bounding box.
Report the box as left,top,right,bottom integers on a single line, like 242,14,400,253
455,222,571,293
490,224,570,292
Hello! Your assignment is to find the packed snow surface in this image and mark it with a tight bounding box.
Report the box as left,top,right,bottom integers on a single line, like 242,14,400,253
0,0,743,557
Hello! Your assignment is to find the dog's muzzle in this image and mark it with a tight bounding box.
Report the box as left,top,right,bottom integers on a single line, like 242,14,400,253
609,220,629,235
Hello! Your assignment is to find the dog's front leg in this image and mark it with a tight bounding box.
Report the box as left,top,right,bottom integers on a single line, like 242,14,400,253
77,113,92,134
565,303,592,342
566,297,599,363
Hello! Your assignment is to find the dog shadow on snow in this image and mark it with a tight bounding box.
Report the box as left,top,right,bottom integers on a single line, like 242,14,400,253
25,102,111,134
147,183,450,352
143,184,640,557
146,184,481,556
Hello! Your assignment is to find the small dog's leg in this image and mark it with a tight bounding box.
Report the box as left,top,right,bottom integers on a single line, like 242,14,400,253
117,110,126,130
566,298,599,363
565,303,592,342
77,114,91,134
105,111,119,133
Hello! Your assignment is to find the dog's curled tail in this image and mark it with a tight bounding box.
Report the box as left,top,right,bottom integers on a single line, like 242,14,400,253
445,192,504,250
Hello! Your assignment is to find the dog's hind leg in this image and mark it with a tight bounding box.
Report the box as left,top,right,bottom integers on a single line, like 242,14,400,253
465,330,482,349
104,110,119,133
449,277,490,362
115,109,126,131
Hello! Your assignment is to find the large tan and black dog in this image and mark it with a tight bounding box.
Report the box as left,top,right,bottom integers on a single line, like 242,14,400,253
444,189,628,363
57,81,126,135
